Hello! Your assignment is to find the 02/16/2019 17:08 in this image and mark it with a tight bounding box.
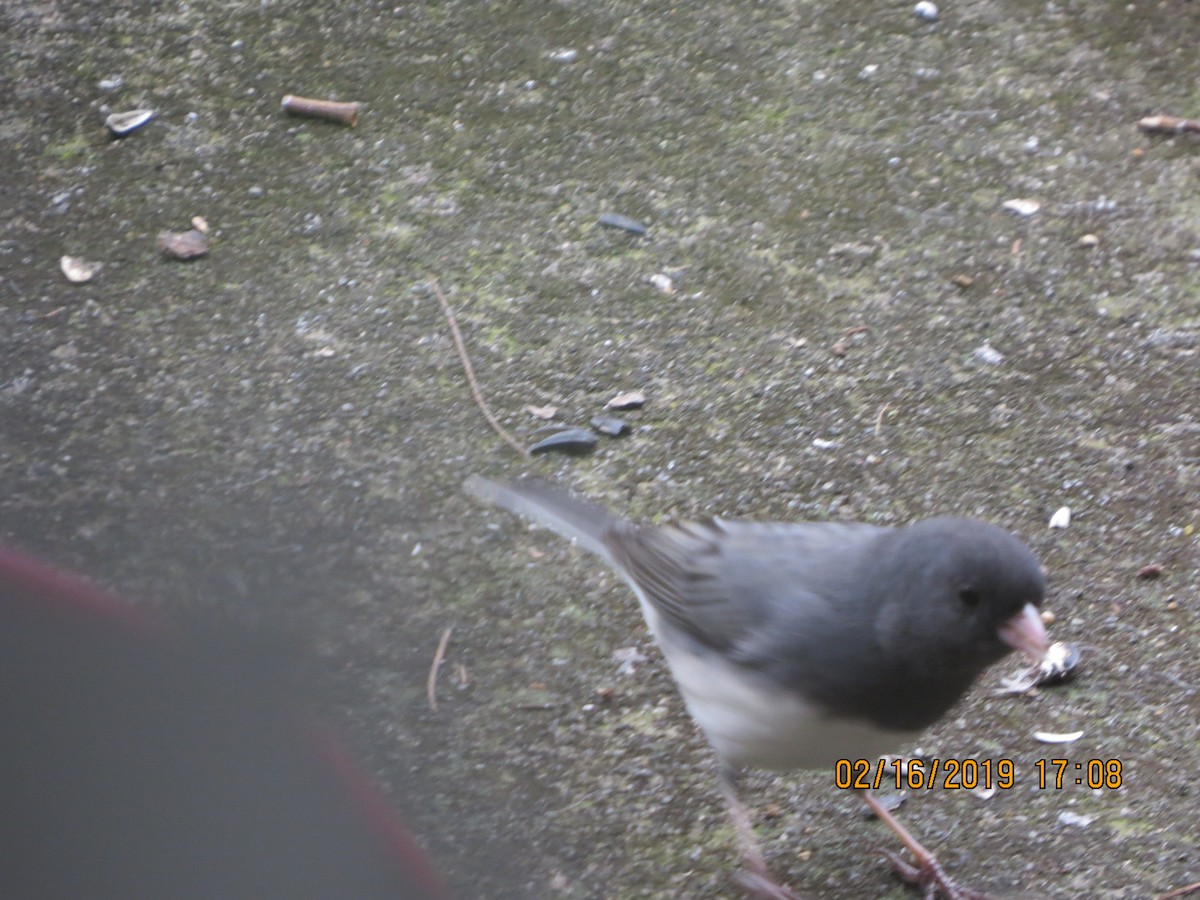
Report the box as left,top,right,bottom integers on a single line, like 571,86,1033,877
834,758,1123,791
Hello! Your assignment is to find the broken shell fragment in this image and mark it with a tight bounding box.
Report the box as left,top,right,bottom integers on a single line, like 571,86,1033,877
1033,730,1084,744
605,390,645,410
60,255,101,284
1035,641,1081,686
597,212,647,235
1048,506,1071,529
105,109,154,136
523,404,558,420
1002,198,1041,217
529,428,598,456
591,415,630,437
281,94,360,126
157,229,209,260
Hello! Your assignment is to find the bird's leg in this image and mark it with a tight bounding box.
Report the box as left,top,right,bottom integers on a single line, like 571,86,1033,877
719,763,801,900
858,790,987,900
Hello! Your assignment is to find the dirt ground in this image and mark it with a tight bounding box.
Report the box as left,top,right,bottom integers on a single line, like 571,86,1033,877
2,1,1198,897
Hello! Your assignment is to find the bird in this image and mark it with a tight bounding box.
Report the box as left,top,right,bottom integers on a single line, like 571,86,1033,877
464,475,1050,899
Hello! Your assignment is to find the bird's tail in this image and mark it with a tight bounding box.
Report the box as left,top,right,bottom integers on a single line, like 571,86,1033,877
463,476,620,561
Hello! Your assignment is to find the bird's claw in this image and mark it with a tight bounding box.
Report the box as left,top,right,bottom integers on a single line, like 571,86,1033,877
882,849,988,900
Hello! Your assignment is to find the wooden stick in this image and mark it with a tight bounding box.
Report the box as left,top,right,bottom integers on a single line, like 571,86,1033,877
281,94,360,126
427,626,453,712
430,278,530,459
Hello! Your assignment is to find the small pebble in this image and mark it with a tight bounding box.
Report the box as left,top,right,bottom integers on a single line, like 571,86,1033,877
60,256,100,284
1078,233,1099,247
1002,198,1041,217
973,343,1005,365
1058,811,1094,828
914,1,939,21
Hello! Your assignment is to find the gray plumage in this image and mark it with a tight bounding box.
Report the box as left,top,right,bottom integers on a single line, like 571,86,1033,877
464,475,1046,769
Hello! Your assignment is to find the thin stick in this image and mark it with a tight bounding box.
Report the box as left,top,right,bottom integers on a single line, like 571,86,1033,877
874,403,890,436
430,278,529,458
1160,881,1200,899
427,626,453,711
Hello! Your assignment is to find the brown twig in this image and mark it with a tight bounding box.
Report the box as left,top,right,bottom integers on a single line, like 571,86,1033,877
427,626,453,712
874,403,890,436
281,94,360,126
430,278,530,458
1159,881,1200,899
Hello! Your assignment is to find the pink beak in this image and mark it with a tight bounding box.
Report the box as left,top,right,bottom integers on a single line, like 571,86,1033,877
999,603,1050,663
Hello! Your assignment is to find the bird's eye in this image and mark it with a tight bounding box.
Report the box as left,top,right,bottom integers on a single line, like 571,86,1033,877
958,586,981,607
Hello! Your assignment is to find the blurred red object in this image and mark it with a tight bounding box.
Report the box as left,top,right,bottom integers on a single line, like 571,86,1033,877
0,545,451,899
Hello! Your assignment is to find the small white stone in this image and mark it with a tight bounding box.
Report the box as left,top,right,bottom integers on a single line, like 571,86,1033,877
973,343,1005,365
914,1,939,21
1049,506,1071,529
1002,198,1041,217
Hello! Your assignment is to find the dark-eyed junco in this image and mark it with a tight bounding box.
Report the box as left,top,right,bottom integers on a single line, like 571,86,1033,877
465,476,1049,899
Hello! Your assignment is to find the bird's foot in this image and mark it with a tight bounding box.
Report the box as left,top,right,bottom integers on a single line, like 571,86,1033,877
732,866,803,899
882,849,988,900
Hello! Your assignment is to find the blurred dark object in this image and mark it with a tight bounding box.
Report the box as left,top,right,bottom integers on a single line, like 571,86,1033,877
0,545,450,900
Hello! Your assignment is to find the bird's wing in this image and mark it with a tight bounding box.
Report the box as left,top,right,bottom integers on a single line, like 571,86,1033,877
605,519,886,655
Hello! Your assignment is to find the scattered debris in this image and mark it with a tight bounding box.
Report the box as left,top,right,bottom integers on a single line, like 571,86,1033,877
1137,115,1200,135
1033,730,1084,744
1058,811,1094,828
529,428,598,455
157,229,209,260
59,255,100,284
612,646,648,675
523,404,558,420
105,109,154,136
998,641,1081,693
281,94,360,126
606,390,645,410
1002,198,1041,217
973,343,1004,365
829,241,878,261
1036,642,1081,686
914,1,939,21
426,626,453,711
591,415,630,436
1136,563,1164,580
1049,506,1071,529
597,212,647,235
648,272,675,294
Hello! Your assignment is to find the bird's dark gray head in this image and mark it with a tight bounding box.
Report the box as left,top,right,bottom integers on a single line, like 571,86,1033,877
873,516,1045,680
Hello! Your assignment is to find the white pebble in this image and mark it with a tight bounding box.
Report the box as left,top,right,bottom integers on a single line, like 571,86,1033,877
914,1,939,21
973,343,1005,365
1048,506,1071,529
